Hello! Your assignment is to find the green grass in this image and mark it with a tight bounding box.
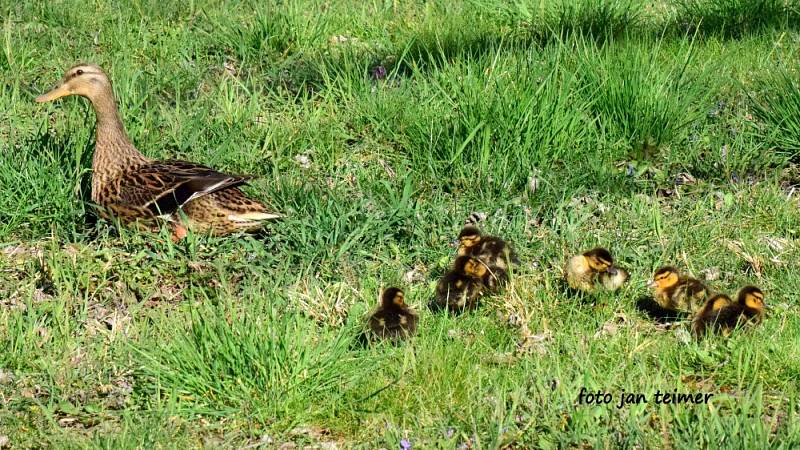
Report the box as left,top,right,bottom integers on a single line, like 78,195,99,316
2,0,800,447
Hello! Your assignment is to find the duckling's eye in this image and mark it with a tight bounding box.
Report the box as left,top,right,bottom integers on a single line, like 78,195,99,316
76,69,84,76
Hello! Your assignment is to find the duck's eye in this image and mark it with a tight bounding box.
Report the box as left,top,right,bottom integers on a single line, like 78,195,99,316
76,69,84,76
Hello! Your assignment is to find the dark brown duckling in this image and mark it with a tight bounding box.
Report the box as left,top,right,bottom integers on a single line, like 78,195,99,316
691,293,733,338
367,287,418,341
430,256,486,313
704,286,766,336
456,225,518,291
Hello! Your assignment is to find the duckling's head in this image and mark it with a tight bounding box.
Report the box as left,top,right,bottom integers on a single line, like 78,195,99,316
36,64,112,103
648,266,679,289
453,256,486,277
737,286,765,311
583,248,615,273
381,287,406,308
457,226,483,249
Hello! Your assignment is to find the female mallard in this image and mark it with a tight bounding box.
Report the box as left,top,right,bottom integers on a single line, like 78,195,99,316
36,63,281,240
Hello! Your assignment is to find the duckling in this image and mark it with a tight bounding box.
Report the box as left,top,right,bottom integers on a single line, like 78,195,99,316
462,254,508,292
701,286,766,336
367,288,418,341
430,256,486,313
457,225,519,278
648,266,708,312
691,293,733,338
565,248,626,292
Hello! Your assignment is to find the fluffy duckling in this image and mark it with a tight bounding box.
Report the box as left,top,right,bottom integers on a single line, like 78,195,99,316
691,293,733,338
457,225,520,271
367,288,418,341
648,266,708,312
565,248,626,292
456,225,518,292
702,286,766,336
430,256,486,313
692,286,766,337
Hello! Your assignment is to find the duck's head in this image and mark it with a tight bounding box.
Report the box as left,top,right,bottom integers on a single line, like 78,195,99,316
36,63,111,103
457,226,483,249
381,287,405,308
648,266,679,289
583,248,615,274
737,286,765,312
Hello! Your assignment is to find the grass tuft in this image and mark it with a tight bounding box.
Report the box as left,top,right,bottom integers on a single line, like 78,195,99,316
134,299,366,426
673,0,796,38
578,37,709,160
751,68,800,162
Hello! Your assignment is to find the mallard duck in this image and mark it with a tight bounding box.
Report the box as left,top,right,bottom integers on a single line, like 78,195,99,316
698,286,766,337
430,256,485,313
691,293,733,338
36,64,281,240
648,266,707,312
456,225,518,283
565,248,626,292
367,287,418,341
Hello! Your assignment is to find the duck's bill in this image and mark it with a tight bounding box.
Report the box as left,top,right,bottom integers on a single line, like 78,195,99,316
35,84,70,103
646,280,657,288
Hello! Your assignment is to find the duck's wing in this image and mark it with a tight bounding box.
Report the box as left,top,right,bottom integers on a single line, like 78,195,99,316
115,160,252,216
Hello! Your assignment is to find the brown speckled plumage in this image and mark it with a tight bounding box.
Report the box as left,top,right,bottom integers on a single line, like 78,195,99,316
648,266,708,312
37,63,281,238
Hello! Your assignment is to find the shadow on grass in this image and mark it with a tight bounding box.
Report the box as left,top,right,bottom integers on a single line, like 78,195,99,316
634,296,689,323
670,0,800,39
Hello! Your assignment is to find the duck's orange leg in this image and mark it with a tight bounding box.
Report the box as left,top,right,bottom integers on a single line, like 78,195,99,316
171,224,188,242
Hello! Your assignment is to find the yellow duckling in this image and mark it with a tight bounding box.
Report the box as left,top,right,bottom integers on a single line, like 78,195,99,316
565,248,627,292
648,266,708,312
367,288,418,341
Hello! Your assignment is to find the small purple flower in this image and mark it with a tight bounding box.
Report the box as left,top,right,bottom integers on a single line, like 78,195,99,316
445,427,455,439
400,438,412,450
372,65,387,80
